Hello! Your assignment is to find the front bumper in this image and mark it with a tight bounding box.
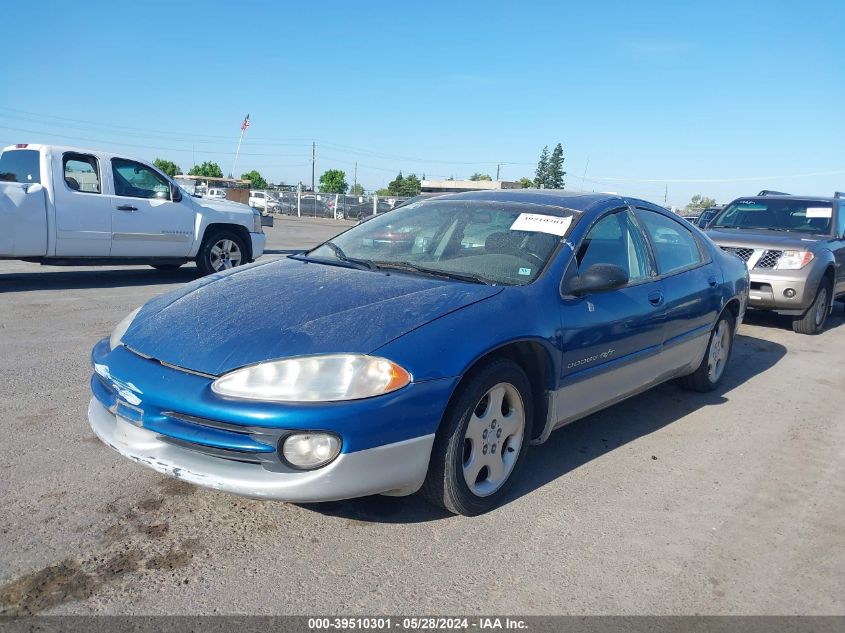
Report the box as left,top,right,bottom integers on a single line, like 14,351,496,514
89,397,434,501
250,231,266,260
747,269,815,314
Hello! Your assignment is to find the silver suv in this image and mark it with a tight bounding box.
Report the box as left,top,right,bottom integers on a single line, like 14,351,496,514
705,192,845,334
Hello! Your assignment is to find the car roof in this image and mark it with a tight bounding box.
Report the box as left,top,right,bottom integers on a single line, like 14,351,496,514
423,188,663,214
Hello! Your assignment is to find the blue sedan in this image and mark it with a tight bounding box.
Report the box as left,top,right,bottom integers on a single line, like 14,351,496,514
89,190,749,515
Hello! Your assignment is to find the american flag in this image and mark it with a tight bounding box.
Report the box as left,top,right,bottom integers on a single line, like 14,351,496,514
240,114,250,132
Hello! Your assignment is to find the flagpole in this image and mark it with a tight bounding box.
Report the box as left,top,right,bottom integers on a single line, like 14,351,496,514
231,128,245,179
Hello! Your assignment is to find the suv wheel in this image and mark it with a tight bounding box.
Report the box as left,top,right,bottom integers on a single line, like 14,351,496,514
792,278,832,335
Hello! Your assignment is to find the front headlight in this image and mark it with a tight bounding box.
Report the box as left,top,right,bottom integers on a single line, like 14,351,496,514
211,354,412,402
109,307,141,350
775,250,814,270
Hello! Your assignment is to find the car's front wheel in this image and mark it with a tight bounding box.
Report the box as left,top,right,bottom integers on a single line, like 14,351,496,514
422,358,533,516
196,230,247,276
792,278,832,335
679,310,736,392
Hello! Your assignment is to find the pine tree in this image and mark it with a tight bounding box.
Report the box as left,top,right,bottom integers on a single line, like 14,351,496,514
534,146,549,188
547,143,566,189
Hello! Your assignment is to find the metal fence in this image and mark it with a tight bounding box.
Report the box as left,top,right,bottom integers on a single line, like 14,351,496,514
248,190,413,220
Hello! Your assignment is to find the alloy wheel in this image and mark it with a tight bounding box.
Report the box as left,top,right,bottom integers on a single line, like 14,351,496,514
210,239,243,271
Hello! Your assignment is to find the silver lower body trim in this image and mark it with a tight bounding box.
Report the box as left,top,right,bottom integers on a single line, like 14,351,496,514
88,398,434,501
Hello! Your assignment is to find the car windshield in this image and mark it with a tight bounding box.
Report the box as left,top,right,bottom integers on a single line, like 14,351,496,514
712,199,833,234
305,200,577,285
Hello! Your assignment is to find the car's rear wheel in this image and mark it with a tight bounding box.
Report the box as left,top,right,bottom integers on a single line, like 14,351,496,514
792,278,832,335
422,358,532,516
679,310,736,392
196,230,247,276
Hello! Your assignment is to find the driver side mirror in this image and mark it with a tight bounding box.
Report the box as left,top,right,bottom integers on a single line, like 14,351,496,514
564,263,629,296
170,185,182,203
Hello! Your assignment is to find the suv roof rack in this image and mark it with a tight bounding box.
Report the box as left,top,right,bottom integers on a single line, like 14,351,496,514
757,190,791,196
834,191,844,199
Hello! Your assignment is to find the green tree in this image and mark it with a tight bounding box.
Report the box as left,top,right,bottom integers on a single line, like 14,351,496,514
350,183,365,196
188,161,223,178
399,173,421,196
547,143,566,189
518,177,533,188
376,188,391,196
153,158,180,178
241,169,268,189
685,194,717,213
469,173,492,181
318,169,348,194
534,146,550,188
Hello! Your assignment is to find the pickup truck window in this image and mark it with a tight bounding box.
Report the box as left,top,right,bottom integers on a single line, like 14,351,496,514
112,158,171,200
0,149,41,184
63,153,100,194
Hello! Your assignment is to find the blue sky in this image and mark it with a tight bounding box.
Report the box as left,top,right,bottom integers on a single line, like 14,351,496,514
1,0,843,206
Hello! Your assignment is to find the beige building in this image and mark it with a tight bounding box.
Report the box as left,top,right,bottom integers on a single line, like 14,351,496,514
420,179,523,193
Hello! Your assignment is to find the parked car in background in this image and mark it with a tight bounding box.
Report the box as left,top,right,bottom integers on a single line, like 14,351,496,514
697,205,723,228
205,188,227,200
0,144,265,274
683,215,700,225
705,192,845,334
89,190,748,516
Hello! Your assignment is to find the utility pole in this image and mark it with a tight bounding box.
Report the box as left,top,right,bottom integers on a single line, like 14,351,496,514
353,162,357,194
664,184,668,206
311,142,316,194
496,163,500,181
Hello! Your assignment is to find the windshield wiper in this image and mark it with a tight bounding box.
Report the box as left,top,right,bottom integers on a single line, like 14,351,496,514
371,261,491,285
322,242,378,270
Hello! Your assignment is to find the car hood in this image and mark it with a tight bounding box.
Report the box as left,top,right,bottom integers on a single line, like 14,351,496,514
706,228,827,250
197,198,255,215
122,258,503,376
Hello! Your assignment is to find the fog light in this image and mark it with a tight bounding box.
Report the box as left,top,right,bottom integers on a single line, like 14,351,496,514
784,288,796,298
281,433,341,469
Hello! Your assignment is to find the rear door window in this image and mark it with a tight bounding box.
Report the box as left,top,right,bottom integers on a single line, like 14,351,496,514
636,209,704,275
63,153,100,193
0,149,41,184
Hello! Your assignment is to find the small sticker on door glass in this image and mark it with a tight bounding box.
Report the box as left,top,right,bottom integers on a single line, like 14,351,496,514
806,207,832,218
518,267,532,276
510,213,572,236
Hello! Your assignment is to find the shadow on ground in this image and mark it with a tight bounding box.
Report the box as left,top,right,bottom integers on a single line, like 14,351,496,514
301,331,787,524
0,266,202,292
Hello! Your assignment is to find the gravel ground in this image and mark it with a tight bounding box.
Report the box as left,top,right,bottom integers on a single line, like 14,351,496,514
0,216,843,615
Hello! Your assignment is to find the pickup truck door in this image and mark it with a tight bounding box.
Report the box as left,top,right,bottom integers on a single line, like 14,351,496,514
108,158,194,257
0,147,48,256
52,152,113,256
552,208,666,427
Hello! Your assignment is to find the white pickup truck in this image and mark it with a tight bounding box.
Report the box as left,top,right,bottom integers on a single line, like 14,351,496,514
0,144,266,275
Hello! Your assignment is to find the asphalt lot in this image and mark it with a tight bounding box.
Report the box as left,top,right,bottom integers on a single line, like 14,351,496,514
0,215,843,615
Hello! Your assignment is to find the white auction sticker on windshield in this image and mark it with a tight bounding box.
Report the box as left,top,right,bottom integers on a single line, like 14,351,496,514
510,213,572,236
806,207,832,218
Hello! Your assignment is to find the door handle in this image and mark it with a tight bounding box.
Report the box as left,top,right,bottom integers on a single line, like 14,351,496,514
117,205,137,211
648,291,664,306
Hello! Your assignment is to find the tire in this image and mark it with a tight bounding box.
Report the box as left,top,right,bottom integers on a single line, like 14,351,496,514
679,310,736,393
421,358,533,516
792,278,833,335
196,230,248,276
150,264,182,271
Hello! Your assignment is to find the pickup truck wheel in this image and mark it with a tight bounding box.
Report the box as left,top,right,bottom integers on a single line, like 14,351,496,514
792,279,832,335
150,264,182,271
679,310,736,393
422,358,533,516
197,231,247,276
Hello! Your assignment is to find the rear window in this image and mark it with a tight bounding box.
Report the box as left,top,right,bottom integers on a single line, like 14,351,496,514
0,149,41,184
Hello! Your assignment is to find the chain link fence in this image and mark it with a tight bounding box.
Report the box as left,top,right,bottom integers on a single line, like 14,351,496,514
248,190,413,220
